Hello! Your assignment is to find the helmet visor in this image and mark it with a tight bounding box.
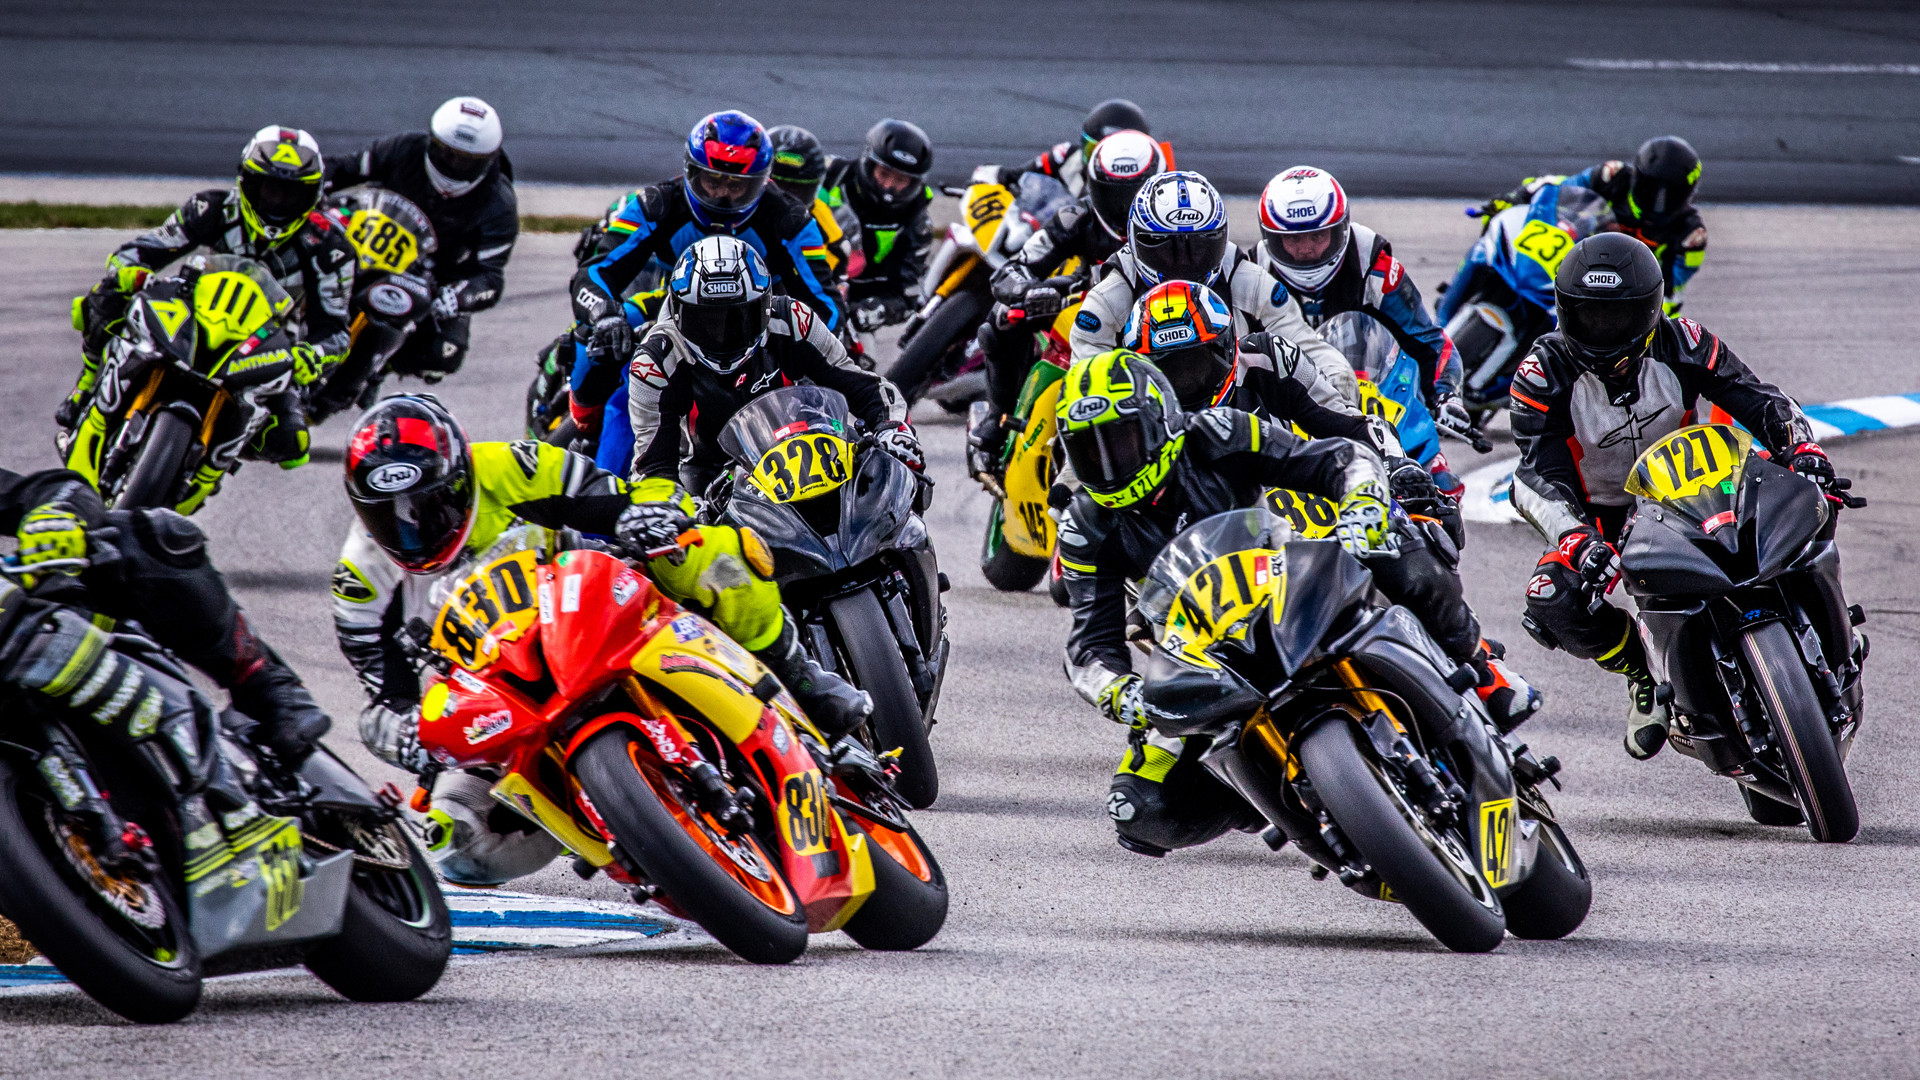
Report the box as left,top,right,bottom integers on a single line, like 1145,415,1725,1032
350,478,474,574
773,176,821,205
1088,176,1143,237
1062,417,1151,496
1560,293,1660,353
1263,220,1349,271
239,172,319,226
1133,228,1227,284
428,137,496,183
679,298,770,362
1155,344,1235,412
687,163,769,212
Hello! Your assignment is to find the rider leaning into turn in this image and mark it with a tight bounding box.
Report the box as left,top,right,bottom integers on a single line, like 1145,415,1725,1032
819,119,936,335
1510,233,1826,761
62,126,354,457
625,237,916,496
332,394,872,887
325,96,519,381
566,110,843,477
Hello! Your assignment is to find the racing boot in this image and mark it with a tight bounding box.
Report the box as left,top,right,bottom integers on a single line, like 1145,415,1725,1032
1473,639,1543,734
54,356,100,431
225,643,332,766
752,619,872,738
966,406,1012,493
1598,631,1668,759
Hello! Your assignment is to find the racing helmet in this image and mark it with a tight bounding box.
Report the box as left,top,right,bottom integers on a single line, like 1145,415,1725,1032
1258,166,1351,293
345,395,475,574
1086,130,1167,240
1552,233,1665,387
1128,172,1229,287
1630,135,1701,222
1056,349,1186,509
684,111,773,229
857,118,933,209
1081,99,1150,158
1121,281,1237,411
666,235,775,373
427,97,503,190
237,126,324,245
766,125,828,205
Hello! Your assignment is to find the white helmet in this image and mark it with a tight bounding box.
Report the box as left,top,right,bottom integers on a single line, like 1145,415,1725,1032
427,97,503,195
1258,166,1350,293
666,235,774,373
1085,130,1166,239
1127,171,1229,287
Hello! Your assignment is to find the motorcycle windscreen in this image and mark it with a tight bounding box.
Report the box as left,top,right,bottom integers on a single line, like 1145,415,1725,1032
719,384,857,504
1136,508,1292,671
1623,424,1750,537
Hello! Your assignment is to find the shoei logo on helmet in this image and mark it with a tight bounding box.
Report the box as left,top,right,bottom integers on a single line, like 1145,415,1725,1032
702,279,743,298
1283,202,1318,220
1583,269,1622,289
1164,206,1206,227
366,462,422,492
889,148,916,165
367,283,412,316
1151,324,1196,348
1067,396,1108,423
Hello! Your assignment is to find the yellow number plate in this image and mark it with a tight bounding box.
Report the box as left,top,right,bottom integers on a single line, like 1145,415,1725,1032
1266,488,1340,540
1355,375,1406,427
1163,549,1285,664
1479,797,1516,888
192,270,279,349
348,209,422,274
778,770,833,857
431,550,543,670
1625,424,1750,503
1512,218,1575,279
750,432,853,503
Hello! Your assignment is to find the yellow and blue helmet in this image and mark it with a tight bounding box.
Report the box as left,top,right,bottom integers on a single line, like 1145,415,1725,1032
1055,349,1185,509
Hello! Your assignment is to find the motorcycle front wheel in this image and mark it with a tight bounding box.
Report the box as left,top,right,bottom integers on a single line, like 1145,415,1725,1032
829,589,939,808
886,291,985,405
1498,816,1591,940
1294,721,1506,953
979,502,1048,592
113,409,196,510
1741,621,1859,842
573,726,809,964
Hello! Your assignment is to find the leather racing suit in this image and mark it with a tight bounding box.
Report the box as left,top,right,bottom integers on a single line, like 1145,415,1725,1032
977,198,1121,425
819,156,933,321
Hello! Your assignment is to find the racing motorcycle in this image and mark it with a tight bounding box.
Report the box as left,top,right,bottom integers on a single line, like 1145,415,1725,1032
0,565,449,1023
1609,424,1867,841
306,188,439,424
889,171,1076,409
413,525,946,963
1442,181,1615,420
1318,311,1491,491
1136,508,1590,952
707,386,948,810
66,255,301,514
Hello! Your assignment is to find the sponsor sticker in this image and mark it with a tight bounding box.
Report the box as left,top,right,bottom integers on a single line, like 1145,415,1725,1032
1067,396,1107,423
611,571,641,607
1582,269,1621,289
366,462,421,492
670,615,706,642
1150,324,1196,348
464,709,512,745
1526,573,1557,600
561,574,582,613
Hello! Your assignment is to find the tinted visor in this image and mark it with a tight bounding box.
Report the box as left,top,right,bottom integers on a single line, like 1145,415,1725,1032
1134,227,1227,284
680,297,769,360
239,172,319,225
1062,417,1151,495
1088,176,1143,237
427,137,496,183
351,476,474,573
1631,171,1693,217
1155,343,1235,411
773,176,821,205
687,162,769,212
1263,220,1349,270
1560,292,1659,352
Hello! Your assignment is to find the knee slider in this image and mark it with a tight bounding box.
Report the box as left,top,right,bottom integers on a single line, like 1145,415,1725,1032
129,508,208,567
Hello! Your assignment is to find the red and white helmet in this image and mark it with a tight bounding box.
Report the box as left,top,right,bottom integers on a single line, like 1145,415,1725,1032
1258,166,1351,293
1085,130,1166,239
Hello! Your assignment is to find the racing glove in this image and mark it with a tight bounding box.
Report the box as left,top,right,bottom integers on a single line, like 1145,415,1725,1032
1558,525,1621,593
288,342,324,387
1014,283,1064,321
431,284,462,323
1432,392,1474,440
1386,456,1444,517
359,700,430,774
1335,482,1398,559
852,296,913,333
875,424,925,472
1788,442,1836,489
588,314,632,360
1097,674,1149,729
615,502,695,562
16,503,89,584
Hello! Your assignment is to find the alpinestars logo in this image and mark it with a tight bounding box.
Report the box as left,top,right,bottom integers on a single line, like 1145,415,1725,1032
1595,405,1668,450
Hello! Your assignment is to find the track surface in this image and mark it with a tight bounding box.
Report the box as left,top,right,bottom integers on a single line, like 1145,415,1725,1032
6,1,1920,199
2,202,1919,1076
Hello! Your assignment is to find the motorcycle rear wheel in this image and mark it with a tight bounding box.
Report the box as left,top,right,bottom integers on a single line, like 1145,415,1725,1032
840,817,948,951
1295,721,1506,953
113,409,196,510
573,726,809,964
830,589,939,808
1741,622,1858,842
302,824,451,1002
0,756,201,1023
979,503,1048,592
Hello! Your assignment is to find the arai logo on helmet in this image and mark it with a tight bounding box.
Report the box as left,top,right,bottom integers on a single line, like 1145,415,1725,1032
1582,269,1622,289
1163,206,1207,227
1067,396,1108,423
366,282,413,317
888,147,917,165
366,462,422,493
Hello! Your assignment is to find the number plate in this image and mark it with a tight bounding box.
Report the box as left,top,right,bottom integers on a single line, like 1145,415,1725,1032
1162,549,1285,664
1266,488,1340,540
1626,424,1750,503
1479,797,1515,889
1355,374,1406,427
750,432,853,503
431,550,544,670
348,209,422,274
1512,218,1575,279
778,770,833,857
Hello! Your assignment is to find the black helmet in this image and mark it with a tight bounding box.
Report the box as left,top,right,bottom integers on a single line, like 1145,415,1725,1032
766,125,827,205
1553,233,1664,387
1082,99,1150,157
857,118,933,209
1629,135,1701,222
345,395,475,574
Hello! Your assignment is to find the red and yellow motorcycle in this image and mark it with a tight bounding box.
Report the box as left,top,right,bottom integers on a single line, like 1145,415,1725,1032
412,527,947,963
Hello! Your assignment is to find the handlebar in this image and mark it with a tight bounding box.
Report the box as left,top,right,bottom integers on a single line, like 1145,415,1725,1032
939,185,969,198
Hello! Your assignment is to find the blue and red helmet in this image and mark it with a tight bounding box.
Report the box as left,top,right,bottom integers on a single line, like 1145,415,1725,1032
684,110,773,229
1258,166,1351,292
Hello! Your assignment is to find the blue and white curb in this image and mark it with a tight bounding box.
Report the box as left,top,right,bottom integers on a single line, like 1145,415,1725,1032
0,888,709,993
1461,392,1920,525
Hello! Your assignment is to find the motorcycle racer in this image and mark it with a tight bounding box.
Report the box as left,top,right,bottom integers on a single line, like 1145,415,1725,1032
996,98,1152,198
1510,234,1822,760
566,110,843,477
332,395,872,886
625,237,914,495
767,124,852,287
325,96,518,381
820,119,936,334
1069,172,1360,408
62,127,354,452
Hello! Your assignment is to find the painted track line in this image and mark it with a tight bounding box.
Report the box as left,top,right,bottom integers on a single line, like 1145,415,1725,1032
1570,59,1920,76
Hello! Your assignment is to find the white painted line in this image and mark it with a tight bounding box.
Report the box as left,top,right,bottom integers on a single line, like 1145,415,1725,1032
1806,418,1846,442
1826,395,1920,428
1460,457,1523,525
1570,59,1920,76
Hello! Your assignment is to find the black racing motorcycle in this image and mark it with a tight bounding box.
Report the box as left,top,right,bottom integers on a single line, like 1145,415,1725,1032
0,565,449,1023
307,187,439,423
1135,509,1590,952
1612,423,1866,841
709,385,948,809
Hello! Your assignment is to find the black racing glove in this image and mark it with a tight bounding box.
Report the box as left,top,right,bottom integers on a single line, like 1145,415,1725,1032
1788,442,1835,489
1558,525,1620,593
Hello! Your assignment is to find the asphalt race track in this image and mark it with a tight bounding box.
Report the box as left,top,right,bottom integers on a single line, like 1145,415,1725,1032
0,195,1917,1076
5,1,1920,200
